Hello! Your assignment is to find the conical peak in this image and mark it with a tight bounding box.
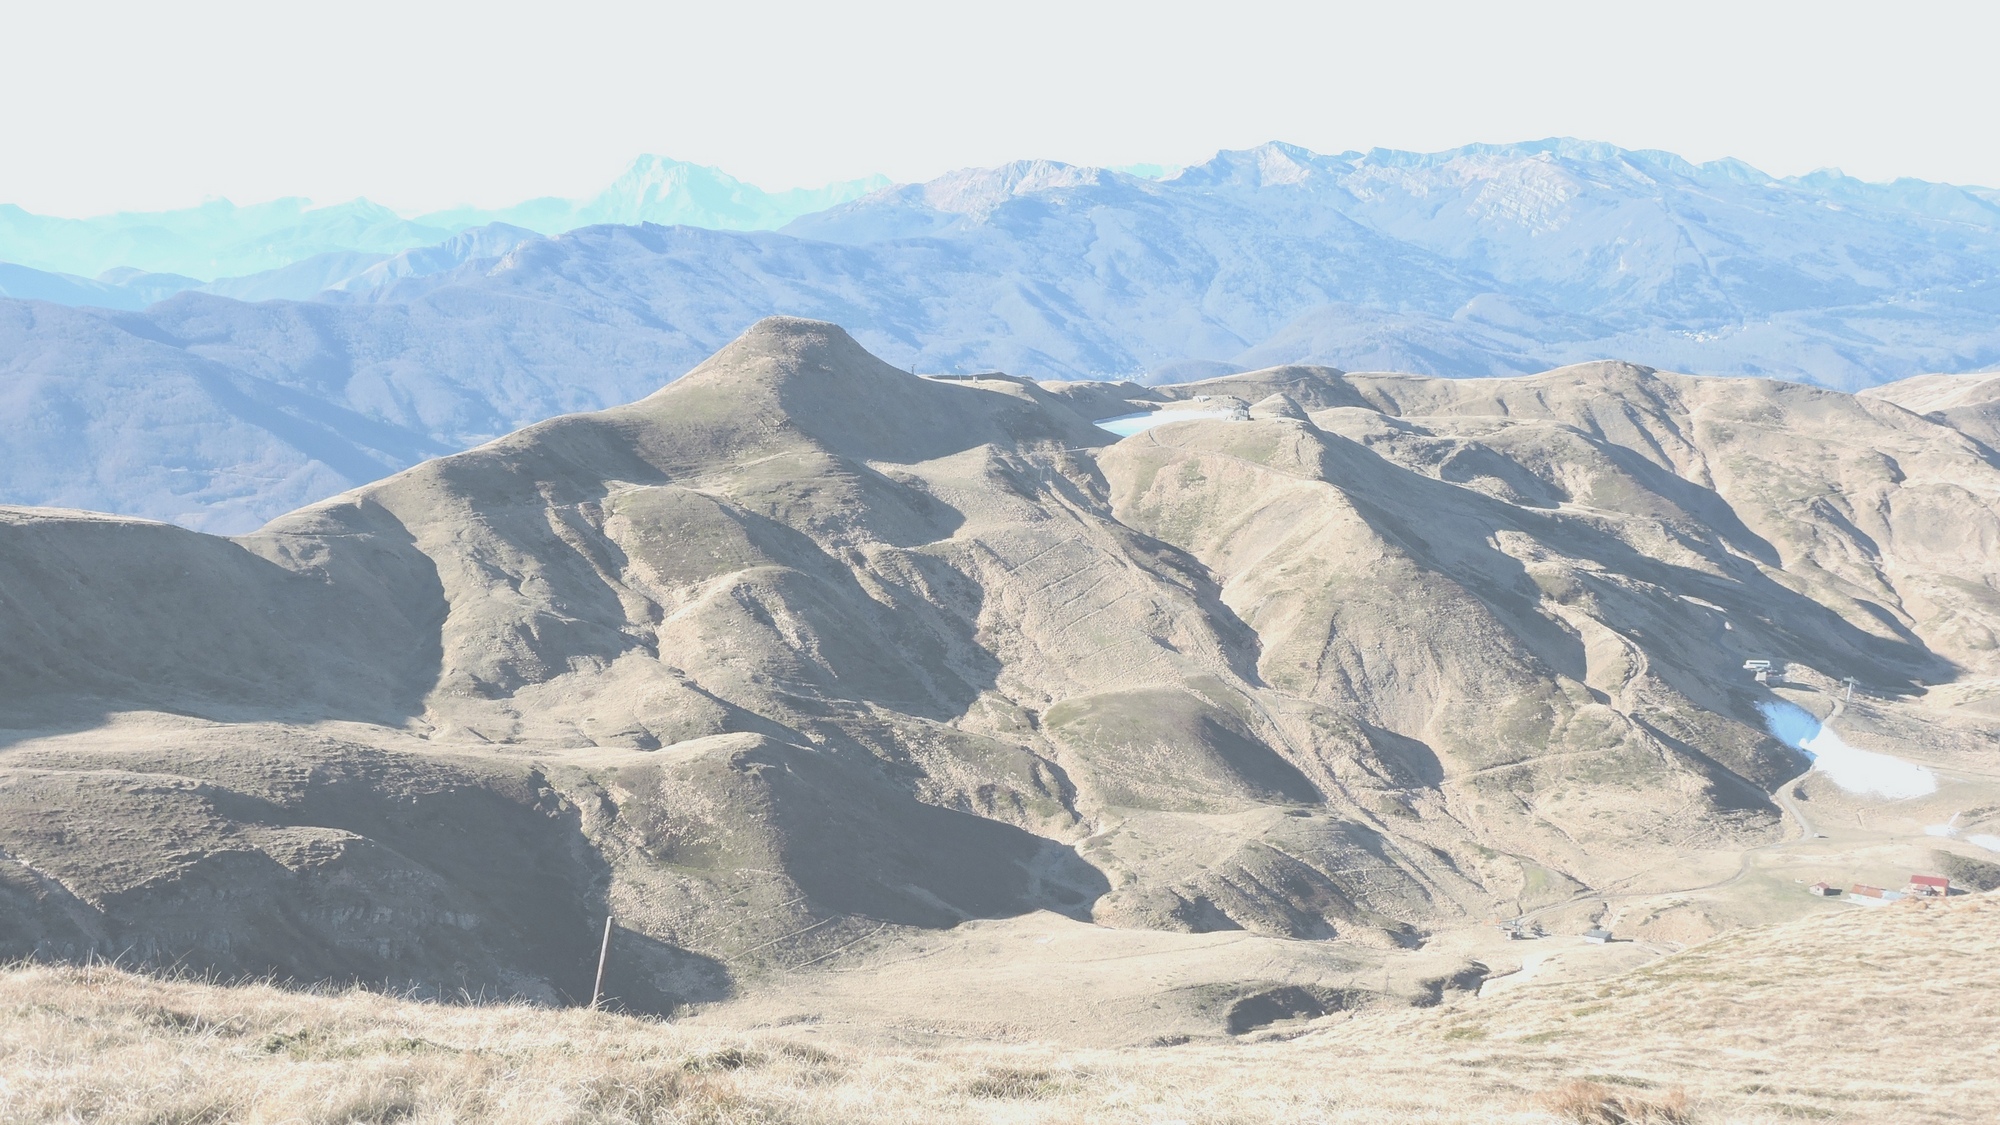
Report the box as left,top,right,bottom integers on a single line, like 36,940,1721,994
735,316,879,366
672,317,909,399
655,318,1102,464
672,312,920,414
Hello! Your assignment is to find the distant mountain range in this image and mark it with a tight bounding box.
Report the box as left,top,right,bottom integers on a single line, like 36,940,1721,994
4,139,2000,530
0,156,888,283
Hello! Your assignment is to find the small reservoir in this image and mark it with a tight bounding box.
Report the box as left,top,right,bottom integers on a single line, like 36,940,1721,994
1094,408,1243,437
1756,700,1937,799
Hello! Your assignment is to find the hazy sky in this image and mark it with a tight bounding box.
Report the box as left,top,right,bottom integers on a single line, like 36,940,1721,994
3,0,1994,216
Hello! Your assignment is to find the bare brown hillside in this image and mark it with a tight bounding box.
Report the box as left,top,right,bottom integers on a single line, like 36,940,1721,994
3,318,1998,1026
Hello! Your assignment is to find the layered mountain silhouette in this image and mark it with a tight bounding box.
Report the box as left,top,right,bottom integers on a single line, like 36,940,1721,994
6,141,2000,530
0,157,889,282
6,319,1997,1013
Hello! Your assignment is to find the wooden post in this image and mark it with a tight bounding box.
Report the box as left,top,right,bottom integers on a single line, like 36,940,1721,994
590,915,613,1010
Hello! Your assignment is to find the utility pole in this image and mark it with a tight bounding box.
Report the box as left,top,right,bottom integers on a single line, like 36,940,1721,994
590,915,613,1010
1843,677,1856,704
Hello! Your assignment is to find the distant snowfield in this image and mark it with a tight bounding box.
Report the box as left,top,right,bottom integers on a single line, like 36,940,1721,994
1802,726,1938,800
1757,701,1938,800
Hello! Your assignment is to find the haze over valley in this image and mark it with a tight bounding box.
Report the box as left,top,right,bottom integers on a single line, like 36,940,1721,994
6,140,2000,531
7,11,2000,1109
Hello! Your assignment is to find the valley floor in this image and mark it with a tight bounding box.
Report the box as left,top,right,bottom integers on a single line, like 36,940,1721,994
3,895,1993,1125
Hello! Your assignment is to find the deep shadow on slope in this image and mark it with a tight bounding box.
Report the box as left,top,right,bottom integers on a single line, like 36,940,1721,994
0,735,728,1015
725,737,1109,925
1311,422,1952,776
0,502,446,743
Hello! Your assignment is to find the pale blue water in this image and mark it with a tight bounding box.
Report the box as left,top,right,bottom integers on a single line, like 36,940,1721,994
1094,409,1238,437
1757,700,1821,757
1755,698,1937,797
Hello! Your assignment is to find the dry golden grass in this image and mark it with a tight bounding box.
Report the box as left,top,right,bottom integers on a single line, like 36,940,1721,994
2,896,1994,1124
1305,894,2000,1125
1537,1081,1692,1124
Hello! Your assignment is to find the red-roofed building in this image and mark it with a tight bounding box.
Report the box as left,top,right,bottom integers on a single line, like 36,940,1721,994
1909,874,1951,897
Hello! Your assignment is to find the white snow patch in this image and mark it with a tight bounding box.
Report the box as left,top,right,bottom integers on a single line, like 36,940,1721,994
1757,700,1937,799
1967,834,2000,854
1799,725,1937,799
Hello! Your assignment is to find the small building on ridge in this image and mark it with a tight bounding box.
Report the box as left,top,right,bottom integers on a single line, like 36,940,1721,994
1908,874,1950,897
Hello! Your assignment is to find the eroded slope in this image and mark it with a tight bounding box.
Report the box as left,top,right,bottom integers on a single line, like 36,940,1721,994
4,320,1998,1017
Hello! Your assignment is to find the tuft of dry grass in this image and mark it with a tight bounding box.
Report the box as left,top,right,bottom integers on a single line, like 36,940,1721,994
1,896,1995,1123
1538,1080,1691,1124
959,1065,1080,1100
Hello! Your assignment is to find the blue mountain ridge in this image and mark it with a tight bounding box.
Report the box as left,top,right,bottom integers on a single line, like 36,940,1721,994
3,139,1998,531
0,157,888,280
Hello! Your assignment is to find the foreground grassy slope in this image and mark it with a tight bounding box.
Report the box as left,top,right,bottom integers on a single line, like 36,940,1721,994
5,895,1991,1124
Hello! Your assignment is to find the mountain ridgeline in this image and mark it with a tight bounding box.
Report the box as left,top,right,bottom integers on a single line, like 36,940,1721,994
5,140,2000,531
0,156,890,282
5,319,1998,1014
